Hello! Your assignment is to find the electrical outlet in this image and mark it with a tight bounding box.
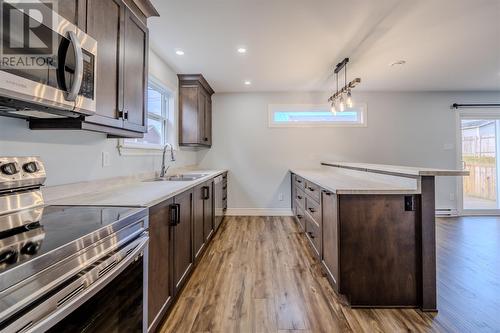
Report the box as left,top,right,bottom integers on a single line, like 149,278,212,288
278,193,284,201
449,193,455,201
102,151,110,167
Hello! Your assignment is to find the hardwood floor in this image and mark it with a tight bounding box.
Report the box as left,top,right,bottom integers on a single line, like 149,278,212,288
159,216,500,333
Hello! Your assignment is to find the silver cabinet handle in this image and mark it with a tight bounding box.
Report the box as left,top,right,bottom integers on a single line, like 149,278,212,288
65,31,83,101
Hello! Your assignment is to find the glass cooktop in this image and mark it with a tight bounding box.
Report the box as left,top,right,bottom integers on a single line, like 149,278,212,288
0,205,146,275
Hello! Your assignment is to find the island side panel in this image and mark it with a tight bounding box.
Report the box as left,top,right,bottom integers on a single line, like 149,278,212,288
338,194,420,307
421,176,437,311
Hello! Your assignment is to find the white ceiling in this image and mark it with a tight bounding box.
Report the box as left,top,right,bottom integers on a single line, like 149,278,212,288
148,0,500,93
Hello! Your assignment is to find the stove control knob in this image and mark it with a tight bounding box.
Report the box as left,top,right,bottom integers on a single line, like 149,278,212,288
1,162,19,176
21,242,41,255
0,249,18,265
23,162,38,173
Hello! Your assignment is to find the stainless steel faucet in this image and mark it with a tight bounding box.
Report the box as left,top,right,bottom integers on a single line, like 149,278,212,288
160,143,176,178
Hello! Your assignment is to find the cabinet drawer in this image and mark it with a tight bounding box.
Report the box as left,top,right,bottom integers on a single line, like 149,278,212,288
295,188,306,208
305,214,321,256
305,198,321,225
305,181,320,202
295,204,305,231
294,174,306,189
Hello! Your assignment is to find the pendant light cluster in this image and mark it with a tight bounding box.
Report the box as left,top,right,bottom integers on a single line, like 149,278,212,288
328,58,361,113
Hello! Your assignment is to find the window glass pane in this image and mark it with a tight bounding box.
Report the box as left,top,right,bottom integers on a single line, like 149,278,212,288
148,85,163,117
269,104,365,127
273,111,358,123
127,117,164,145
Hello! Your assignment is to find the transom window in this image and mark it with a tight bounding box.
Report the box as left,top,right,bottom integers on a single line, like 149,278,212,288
268,104,367,127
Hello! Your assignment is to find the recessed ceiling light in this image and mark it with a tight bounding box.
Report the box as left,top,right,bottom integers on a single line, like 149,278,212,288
390,60,406,67
237,47,247,54
244,80,252,85
175,50,185,56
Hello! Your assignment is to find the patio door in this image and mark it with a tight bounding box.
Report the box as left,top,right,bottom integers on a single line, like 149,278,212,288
459,114,500,215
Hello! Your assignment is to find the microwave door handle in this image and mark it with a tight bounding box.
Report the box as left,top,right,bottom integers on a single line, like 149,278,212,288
65,31,83,102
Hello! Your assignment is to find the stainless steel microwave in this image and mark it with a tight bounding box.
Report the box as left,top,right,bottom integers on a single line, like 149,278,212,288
0,1,97,118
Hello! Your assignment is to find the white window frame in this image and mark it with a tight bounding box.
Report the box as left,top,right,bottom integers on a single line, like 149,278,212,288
118,76,175,155
268,103,367,128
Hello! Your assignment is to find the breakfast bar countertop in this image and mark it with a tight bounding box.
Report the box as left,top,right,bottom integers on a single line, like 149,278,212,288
290,166,420,194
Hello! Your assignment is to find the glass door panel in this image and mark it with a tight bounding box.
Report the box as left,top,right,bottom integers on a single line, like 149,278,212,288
461,119,498,210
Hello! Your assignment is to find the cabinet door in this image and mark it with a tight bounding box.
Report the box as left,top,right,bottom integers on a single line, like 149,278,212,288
122,7,148,133
148,198,174,328
204,180,214,241
56,0,86,30
84,0,124,128
179,86,199,145
193,184,205,260
321,190,339,291
198,88,207,144
173,190,193,293
204,94,212,146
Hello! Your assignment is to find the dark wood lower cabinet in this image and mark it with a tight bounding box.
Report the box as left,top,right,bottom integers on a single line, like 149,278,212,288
172,190,193,293
291,172,424,309
203,181,214,242
193,181,214,260
148,198,174,331
147,175,225,331
193,184,205,259
321,190,339,292
339,194,419,307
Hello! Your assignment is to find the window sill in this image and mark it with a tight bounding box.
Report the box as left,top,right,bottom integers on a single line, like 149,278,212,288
118,142,176,156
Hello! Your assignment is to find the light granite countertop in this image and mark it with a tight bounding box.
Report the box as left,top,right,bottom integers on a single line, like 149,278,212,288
321,161,468,178
44,169,227,207
291,167,420,194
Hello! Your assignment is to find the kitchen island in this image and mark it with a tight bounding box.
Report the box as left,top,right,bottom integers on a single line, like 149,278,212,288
291,162,467,312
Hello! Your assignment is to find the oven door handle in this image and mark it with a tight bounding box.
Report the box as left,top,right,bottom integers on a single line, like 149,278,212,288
65,31,84,102
6,234,149,333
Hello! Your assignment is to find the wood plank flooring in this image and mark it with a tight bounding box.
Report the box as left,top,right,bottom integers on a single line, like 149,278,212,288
159,216,500,333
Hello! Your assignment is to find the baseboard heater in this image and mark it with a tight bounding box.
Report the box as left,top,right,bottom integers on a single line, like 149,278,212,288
435,208,458,217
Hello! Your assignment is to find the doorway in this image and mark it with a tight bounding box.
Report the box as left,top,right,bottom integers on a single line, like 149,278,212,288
459,114,500,214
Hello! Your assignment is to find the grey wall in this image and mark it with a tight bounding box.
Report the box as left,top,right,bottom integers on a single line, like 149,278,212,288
0,50,198,186
197,91,500,211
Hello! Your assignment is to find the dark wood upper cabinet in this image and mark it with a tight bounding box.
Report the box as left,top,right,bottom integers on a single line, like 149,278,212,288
172,190,193,293
148,198,174,331
56,0,87,30
30,0,156,138
178,74,214,148
122,7,148,133
84,0,124,129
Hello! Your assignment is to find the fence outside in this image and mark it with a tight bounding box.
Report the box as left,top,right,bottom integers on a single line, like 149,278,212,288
464,163,496,201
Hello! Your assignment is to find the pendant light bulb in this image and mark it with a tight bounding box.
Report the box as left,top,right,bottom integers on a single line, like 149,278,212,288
346,90,353,108
339,94,346,112
330,102,337,114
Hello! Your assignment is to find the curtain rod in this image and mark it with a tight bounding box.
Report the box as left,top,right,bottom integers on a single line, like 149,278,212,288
452,103,500,109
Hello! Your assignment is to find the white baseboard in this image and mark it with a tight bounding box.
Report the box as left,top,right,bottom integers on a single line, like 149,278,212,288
225,208,293,216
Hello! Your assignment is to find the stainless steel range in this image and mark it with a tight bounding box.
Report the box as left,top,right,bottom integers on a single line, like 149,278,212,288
0,157,149,332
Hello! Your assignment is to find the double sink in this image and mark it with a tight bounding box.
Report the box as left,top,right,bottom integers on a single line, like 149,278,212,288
145,173,209,182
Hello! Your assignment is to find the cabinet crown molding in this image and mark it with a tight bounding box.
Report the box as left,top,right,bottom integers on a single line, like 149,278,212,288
178,74,215,95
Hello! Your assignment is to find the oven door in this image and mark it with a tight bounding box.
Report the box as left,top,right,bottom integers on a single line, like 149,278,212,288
1,234,148,333
0,1,96,117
